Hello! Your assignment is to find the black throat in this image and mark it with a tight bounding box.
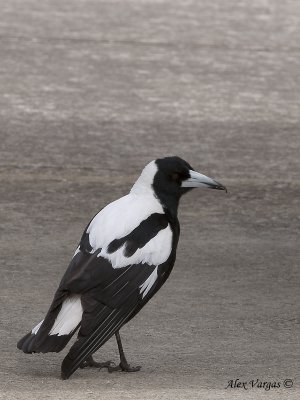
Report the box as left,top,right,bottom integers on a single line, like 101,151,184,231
151,171,181,225
153,190,180,220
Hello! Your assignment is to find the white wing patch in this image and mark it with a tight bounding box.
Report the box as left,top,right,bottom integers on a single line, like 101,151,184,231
76,161,173,269
140,266,158,298
99,225,172,268
87,193,163,251
85,190,172,268
49,295,83,336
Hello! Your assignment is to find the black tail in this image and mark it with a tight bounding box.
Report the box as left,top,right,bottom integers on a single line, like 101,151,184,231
17,329,76,354
17,291,79,354
61,304,134,380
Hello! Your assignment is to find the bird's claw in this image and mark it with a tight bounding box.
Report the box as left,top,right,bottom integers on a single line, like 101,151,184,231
80,357,115,370
108,362,141,373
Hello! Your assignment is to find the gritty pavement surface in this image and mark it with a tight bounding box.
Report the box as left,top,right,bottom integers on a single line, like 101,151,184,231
0,0,300,399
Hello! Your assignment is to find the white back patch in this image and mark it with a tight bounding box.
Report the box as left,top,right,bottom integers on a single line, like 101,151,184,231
49,295,83,336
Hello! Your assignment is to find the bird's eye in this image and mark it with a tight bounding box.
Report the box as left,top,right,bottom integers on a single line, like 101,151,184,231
170,172,181,183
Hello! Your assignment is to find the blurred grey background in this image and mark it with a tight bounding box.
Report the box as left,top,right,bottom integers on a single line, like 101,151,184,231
0,0,299,399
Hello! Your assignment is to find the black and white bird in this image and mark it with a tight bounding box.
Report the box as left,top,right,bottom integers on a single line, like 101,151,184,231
17,156,226,380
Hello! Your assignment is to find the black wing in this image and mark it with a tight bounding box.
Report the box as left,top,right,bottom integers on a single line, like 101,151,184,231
18,211,176,380
61,212,174,379
60,248,159,379
17,250,159,358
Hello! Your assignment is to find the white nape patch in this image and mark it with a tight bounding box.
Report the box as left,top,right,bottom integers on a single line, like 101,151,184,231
130,160,158,196
84,160,172,268
140,266,158,298
32,320,44,335
49,295,83,336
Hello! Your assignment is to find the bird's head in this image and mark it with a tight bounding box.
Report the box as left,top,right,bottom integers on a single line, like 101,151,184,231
131,156,227,211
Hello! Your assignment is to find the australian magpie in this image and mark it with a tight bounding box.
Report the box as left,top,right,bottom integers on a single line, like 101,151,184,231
17,156,226,379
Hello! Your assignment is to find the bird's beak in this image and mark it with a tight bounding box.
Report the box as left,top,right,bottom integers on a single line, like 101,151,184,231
181,170,227,192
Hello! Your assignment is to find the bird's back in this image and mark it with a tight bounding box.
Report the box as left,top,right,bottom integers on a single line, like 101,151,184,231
17,191,178,379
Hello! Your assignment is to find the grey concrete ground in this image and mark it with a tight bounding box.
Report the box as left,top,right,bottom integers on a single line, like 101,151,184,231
0,0,300,399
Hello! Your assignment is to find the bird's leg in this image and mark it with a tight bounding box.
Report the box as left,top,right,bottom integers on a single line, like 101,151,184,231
79,355,115,370
108,331,141,373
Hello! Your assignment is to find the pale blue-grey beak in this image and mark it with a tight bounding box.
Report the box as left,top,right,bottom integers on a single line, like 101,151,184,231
181,170,227,192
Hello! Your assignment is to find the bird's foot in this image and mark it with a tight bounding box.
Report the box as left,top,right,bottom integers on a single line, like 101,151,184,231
108,361,141,373
80,355,115,370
